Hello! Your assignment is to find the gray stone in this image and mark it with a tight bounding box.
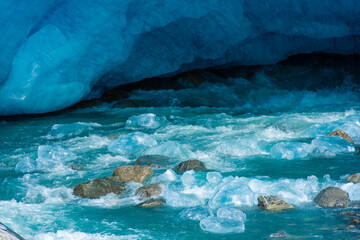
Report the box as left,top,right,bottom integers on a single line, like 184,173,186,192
258,195,294,210
314,187,350,208
135,184,162,198
327,129,353,144
270,231,287,238
347,173,360,183
174,160,206,172
137,198,165,207
134,155,170,168
73,177,126,198
0,222,25,240
113,165,153,183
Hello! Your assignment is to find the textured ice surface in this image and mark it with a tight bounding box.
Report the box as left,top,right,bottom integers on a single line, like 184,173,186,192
179,206,212,221
270,136,355,160
0,0,360,115
107,132,157,155
125,114,162,129
15,145,77,173
200,207,246,233
47,122,101,139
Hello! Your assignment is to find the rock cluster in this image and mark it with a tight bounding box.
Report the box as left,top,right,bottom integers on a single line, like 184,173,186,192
73,156,207,208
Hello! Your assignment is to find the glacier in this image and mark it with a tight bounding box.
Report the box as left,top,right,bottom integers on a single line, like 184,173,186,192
0,0,359,115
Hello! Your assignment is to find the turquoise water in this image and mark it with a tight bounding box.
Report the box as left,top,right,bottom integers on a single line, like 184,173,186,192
1,74,360,239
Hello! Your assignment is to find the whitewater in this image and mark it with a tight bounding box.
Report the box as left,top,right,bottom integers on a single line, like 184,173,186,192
1,69,360,239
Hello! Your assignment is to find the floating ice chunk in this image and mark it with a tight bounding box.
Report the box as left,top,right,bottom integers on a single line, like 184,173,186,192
270,142,311,160
179,206,212,221
206,172,223,184
145,141,193,159
341,182,360,200
200,207,246,233
310,136,355,156
163,190,201,207
47,122,101,139
107,132,157,155
15,157,37,173
125,113,162,129
181,170,195,187
151,169,177,183
270,136,355,160
15,145,76,172
209,177,255,209
36,145,77,170
216,138,264,157
216,207,246,222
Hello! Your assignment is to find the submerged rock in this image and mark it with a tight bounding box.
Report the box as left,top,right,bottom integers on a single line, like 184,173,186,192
258,196,294,210
350,217,360,224
113,165,153,183
0,222,25,240
135,184,162,198
270,231,287,238
134,155,170,169
327,129,353,144
340,210,360,216
137,198,165,207
73,177,126,198
314,187,350,208
174,160,206,172
347,173,360,183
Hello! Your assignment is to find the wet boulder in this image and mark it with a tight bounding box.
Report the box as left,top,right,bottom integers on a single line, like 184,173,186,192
258,195,294,210
174,160,206,172
137,198,165,207
135,184,162,198
327,129,353,144
73,177,126,198
0,222,25,240
113,165,153,183
134,155,170,169
270,231,287,238
347,173,360,183
314,187,350,208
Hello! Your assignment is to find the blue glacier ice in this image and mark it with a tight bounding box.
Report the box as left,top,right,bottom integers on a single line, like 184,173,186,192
0,0,359,115
200,207,246,233
107,132,157,155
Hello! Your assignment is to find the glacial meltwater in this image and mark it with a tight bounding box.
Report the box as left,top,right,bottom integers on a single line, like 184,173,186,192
1,70,360,239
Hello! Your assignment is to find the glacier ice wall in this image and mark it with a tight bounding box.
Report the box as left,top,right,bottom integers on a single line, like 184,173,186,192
0,0,359,115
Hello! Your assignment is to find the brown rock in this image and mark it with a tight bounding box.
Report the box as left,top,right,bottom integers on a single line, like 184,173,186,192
314,187,350,208
350,217,360,224
137,198,165,207
73,177,126,198
340,211,360,216
347,225,356,229
174,160,206,172
135,184,162,198
327,129,353,144
113,165,153,183
347,173,360,183
258,195,294,210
